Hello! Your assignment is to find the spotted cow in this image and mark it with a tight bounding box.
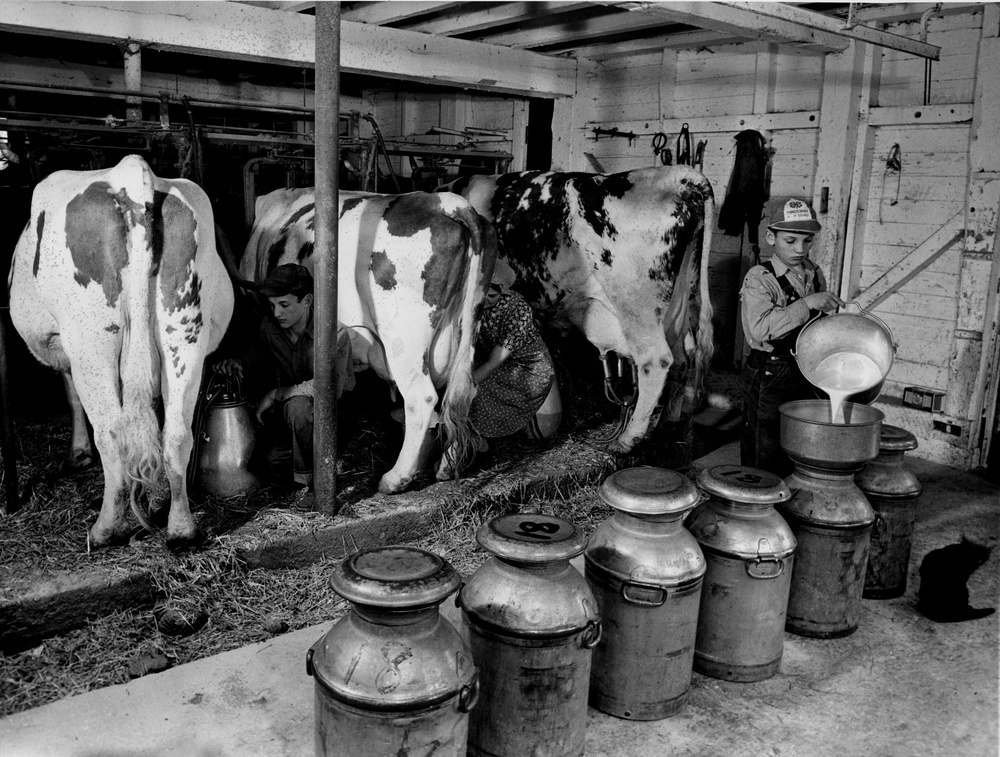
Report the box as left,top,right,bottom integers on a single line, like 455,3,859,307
240,187,493,493
8,155,235,549
444,165,715,453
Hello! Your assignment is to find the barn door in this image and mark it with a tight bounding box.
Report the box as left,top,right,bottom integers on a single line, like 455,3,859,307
842,121,985,468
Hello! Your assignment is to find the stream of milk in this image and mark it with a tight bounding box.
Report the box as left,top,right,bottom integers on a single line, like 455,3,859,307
811,352,883,424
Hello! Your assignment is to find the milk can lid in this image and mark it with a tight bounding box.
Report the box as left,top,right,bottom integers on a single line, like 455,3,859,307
477,513,586,564
329,546,461,610
697,465,791,505
879,424,918,452
598,466,700,515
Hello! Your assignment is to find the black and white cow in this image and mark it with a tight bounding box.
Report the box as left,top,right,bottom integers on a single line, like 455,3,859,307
9,155,234,550
240,187,494,493
444,165,715,452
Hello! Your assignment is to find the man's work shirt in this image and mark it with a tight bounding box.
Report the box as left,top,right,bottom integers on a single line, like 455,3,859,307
256,314,355,400
740,256,827,353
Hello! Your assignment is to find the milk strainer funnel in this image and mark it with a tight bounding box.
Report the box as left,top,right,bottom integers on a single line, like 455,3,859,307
793,302,896,404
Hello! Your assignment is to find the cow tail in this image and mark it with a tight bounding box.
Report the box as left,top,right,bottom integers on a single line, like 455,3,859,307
117,157,163,500
436,205,487,473
694,184,716,395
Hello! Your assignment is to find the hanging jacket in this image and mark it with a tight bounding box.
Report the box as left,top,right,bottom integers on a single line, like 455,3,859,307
718,130,770,240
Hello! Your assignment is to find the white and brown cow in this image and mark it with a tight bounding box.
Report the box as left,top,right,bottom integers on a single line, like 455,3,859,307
8,155,234,550
240,187,493,493
444,165,715,453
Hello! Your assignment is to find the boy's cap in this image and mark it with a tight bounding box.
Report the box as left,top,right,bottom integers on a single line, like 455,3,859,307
260,264,314,297
768,199,822,233
490,258,517,291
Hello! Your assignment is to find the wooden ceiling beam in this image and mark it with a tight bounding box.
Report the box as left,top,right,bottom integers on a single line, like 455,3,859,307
474,6,687,49
601,2,849,53
718,2,941,60
404,1,593,37
340,1,462,25
0,1,577,97
564,30,764,60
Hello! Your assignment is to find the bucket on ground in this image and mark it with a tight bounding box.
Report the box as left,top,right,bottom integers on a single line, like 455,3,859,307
686,465,795,682
460,514,600,757
307,546,478,757
195,373,260,498
586,467,705,719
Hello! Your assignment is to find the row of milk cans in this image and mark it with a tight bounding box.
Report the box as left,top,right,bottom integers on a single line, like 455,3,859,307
306,460,913,757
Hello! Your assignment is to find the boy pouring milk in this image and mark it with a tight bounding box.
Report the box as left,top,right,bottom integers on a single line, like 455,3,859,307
739,199,846,477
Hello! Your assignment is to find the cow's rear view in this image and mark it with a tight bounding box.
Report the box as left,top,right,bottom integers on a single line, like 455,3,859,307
446,165,715,453
8,155,234,550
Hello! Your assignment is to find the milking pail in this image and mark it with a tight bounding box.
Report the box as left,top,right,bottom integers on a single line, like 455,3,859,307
585,467,705,720
685,465,795,682
307,546,478,757
794,302,896,408
460,514,600,757
195,374,260,498
856,425,923,599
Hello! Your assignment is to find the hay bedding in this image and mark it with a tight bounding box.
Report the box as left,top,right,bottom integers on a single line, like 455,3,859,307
0,347,716,717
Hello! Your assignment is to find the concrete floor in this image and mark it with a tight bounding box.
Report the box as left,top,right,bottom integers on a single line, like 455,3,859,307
1,444,997,757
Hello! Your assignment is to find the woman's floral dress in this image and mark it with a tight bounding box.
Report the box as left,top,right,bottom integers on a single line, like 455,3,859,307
470,290,555,438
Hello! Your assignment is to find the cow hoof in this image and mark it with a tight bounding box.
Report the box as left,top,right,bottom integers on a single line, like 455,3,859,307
88,524,133,550
61,453,94,475
606,439,634,455
378,475,412,495
166,529,206,553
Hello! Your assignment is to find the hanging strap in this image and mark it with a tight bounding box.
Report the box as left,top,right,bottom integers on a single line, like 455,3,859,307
676,123,691,166
879,143,902,224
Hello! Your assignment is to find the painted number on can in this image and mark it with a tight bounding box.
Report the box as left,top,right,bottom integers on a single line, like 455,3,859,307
720,469,763,484
514,520,560,540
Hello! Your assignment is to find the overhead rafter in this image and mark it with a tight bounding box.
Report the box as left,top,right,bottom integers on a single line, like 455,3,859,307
476,6,693,50
549,29,745,59
340,1,461,25
0,1,578,97
404,1,593,37
717,1,941,60
599,2,849,54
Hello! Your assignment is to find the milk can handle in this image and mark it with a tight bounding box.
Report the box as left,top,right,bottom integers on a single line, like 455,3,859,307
458,673,480,713
621,579,668,607
581,619,603,649
745,556,784,579
306,638,322,677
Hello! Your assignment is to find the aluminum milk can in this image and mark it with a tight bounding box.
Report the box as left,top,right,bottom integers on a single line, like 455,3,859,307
685,465,795,682
585,467,705,720
307,546,479,757
856,425,923,599
460,513,600,757
778,400,881,638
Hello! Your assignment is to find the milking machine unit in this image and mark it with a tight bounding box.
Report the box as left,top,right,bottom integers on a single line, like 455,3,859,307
194,371,260,498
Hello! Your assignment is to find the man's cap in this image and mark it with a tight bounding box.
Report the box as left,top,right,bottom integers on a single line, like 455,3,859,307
768,199,822,233
491,258,516,291
261,264,313,297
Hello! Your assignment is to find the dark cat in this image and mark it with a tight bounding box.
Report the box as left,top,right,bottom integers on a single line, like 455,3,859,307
917,536,995,623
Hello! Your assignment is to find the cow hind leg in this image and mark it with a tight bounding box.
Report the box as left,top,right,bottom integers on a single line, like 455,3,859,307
380,384,437,494
158,360,205,551
61,373,95,472
614,351,672,453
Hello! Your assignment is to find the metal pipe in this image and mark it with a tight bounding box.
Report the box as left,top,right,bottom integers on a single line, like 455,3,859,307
0,78,322,116
314,2,341,517
0,307,20,514
122,41,143,125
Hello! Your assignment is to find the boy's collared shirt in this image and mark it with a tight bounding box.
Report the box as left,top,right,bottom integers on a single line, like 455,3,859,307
740,256,827,352
257,313,355,400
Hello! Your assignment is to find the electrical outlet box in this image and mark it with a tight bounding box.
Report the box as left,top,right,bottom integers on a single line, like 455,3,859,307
933,420,962,437
902,386,946,412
